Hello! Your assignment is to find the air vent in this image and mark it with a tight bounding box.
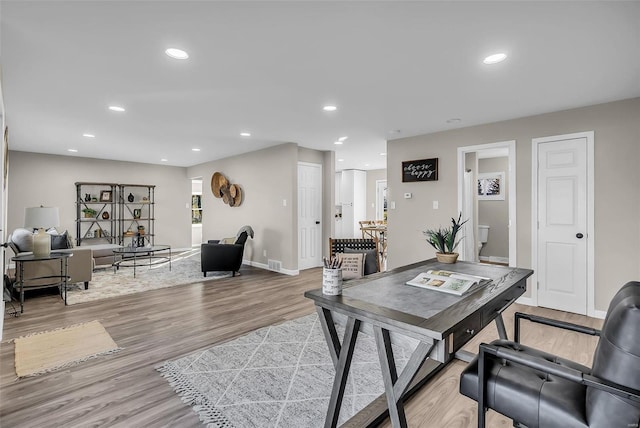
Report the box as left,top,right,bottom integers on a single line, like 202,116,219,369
268,259,282,272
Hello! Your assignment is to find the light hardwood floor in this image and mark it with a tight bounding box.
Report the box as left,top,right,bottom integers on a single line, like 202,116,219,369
1,266,603,427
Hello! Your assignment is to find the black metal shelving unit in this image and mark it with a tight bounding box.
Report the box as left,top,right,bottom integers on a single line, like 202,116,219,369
75,182,118,246
118,184,155,246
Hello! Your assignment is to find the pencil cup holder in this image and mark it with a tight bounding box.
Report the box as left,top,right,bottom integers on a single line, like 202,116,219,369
322,268,343,296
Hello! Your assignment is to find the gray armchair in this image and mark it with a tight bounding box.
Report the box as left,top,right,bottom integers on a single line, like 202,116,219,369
201,226,253,277
460,281,640,428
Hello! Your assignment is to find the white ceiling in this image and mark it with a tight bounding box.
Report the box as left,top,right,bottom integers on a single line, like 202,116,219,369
1,1,639,171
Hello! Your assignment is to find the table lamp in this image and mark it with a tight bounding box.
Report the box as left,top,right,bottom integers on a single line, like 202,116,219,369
24,206,60,257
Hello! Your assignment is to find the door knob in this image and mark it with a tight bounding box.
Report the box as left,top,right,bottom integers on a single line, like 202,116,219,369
576,233,584,239
315,221,320,225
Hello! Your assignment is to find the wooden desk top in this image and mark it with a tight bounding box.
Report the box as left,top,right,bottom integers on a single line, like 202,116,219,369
305,259,533,343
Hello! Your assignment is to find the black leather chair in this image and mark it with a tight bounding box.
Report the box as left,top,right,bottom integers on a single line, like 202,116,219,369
201,227,253,277
460,281,640,428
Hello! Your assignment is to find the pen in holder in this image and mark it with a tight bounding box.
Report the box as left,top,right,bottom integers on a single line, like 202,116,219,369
322,256,343,295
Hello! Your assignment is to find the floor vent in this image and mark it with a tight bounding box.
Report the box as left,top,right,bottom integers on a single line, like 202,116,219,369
268,259,282,272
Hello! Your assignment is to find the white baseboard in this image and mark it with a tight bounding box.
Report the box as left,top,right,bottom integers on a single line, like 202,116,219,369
516,296,535,306
479,255,509,264
593,310,607,320
243,260,299,276
516,296,607,320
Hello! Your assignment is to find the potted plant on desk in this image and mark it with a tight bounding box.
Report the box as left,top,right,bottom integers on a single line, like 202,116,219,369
423,213,467,263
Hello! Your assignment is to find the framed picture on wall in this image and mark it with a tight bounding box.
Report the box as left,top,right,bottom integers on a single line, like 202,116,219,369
477,172,505,200
402,158,438,182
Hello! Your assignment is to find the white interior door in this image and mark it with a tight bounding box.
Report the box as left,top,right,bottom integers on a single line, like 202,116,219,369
537,137,588,314
298,162,322,270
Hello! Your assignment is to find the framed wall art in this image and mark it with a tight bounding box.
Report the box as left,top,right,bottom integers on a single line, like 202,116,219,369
477,172,505,200
402,158,438,182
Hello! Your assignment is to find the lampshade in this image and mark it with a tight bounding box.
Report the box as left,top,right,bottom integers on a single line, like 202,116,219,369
24,206,60,230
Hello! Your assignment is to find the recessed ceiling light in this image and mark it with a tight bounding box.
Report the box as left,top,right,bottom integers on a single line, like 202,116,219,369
160,158,168,162
240,132,251,137
108,106,125,112
192,148,201,152
82,133,95,138
338,136,348,142
165,48,189,60
365,164,370,167
446,118,462,123
483,53,507,65
380,152,387,156
323,105,337,112
334,141,343,145
68,149,78,153
338,158,344,162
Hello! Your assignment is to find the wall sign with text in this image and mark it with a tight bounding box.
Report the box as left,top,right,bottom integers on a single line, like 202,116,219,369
402,158,438,182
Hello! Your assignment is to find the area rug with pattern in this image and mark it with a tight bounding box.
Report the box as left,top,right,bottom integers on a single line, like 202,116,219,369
13,320,121,378
66,249,230,305
156,313,413,428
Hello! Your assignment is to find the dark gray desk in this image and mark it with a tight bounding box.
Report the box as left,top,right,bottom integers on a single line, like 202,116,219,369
304,259,533,428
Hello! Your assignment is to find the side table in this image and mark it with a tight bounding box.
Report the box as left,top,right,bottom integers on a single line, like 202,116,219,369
12,253,71,313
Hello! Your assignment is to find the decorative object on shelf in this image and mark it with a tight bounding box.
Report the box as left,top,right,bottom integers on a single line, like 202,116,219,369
84,193,91,202
100,190,112,202
133,209,141,219
91,197,98,202
95,229,102,238
423,213,467,264
402,158,438,182
101,211,110,220
210,172,243,207
137,225,145,235
127,193,134,203
25,206,60,257
82,207,97,218
142,196,149,202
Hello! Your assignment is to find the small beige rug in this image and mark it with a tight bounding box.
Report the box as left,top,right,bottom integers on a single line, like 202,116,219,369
14,320,121,377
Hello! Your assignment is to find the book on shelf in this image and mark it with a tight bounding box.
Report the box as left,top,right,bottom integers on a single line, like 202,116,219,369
406,269,490,296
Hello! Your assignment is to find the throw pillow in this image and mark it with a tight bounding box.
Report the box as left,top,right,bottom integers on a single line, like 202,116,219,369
338,253,365,280
344,247,378,275
9,228,34,253
51,231,71,250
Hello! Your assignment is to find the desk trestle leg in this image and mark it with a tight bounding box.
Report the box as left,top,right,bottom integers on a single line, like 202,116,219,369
324,316,361,428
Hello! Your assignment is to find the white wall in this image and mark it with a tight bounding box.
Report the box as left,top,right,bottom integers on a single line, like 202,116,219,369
387,97,640,311
366,169,386,220
187,143,299,272
7,151,192,249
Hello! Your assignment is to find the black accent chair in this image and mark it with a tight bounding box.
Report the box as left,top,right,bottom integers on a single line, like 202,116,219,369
460,281,640,428
201,231,250,277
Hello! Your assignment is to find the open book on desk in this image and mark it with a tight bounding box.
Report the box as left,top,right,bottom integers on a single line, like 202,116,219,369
406,269,491,296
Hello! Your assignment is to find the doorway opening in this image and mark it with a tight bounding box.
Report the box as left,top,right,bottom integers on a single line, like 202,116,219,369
457,141,517,267
191,178,203,247
375,180,387,221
